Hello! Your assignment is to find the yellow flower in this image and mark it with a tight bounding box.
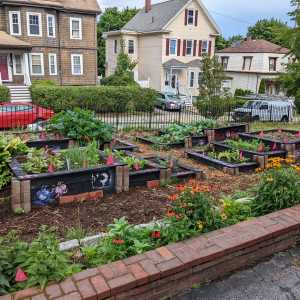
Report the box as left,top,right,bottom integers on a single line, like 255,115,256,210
197,221,204,231
221,213,227,221
266,177,274,182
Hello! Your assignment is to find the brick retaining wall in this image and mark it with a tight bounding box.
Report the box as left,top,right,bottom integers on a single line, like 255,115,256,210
2,205,300,300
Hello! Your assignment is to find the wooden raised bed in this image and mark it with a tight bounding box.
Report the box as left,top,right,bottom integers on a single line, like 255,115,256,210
186,149,259,175
211,141,287,169
9,156,124,213
206,123,249,142
136,136,185,149
239,129,300,158
143,155,204,181
110,138,138,152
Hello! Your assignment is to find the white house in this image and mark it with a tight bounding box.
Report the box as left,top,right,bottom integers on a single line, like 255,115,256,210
103,0,220,96
217,38,290,96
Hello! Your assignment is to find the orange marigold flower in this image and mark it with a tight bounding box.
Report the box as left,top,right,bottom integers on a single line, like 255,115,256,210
166,210,176,217
167,194,178,201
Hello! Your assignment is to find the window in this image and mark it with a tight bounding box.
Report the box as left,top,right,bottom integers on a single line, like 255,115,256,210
9,11,21,35
27,13,42,36
202,41,208,54
70,18,82,40
30,53,44,75
221,57,229,70
169,39,177,55
269,57,277,72
128,40,134,54
243,56,253,71
71,54,83,75
189,71,195,88
187,9,194,25
114,40,118,54
186,40,193,56
47,14,56,38
48,53,57,75
198,72,202,87
13,55,23,75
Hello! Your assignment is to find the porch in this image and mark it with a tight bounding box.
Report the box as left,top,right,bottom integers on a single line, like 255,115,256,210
0,31,32,86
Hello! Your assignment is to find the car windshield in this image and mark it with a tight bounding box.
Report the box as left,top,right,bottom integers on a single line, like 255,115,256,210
243,101,261,109
166,94,182,101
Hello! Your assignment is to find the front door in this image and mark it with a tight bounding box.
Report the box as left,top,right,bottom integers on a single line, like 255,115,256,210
0,55,9,81
171,74,178,89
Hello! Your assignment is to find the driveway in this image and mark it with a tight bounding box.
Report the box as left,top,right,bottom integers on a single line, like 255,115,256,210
173,245,300,300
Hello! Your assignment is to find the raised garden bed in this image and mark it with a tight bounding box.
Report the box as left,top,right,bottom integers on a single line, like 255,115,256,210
143,155,204,181
9,146,124,213
186,148,259,175
211,140,287,169
239,129,300,157
110,138,138,152
206,123,249,142
136,135,185,149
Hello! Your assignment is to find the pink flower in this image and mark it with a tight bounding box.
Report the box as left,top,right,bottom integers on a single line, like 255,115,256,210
15,268,28,282
106,154,115,166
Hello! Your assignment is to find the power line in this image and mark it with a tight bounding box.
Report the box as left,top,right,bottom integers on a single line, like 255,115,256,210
208,10,253,25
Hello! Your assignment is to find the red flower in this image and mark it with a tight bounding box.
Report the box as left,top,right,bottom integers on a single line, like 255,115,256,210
15,268,28,283
166,210,176,218
112,239,125,245
151,231,161,239
176,184,185,192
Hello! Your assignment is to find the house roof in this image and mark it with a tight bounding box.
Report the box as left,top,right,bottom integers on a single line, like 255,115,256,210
0,0,100,14
187,59,202,67
217,39,290,54
163,59,188,68
0,31,32,49
122,0,220,34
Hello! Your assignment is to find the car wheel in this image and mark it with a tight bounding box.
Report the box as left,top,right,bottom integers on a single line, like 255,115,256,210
281,116,289,123
162,104,167,111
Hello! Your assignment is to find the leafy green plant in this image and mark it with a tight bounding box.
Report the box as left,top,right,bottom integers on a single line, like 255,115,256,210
0,86,10,102
112,150,146,171
251,167,300,216
225,139,270,152
48,109,113,146
207,150,249,163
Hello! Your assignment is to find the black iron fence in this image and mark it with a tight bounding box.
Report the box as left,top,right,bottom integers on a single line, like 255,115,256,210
0,103,298,132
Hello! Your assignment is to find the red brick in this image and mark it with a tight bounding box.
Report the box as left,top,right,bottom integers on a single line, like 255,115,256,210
108,273,136,295
32,295,47,300
77,279,97,300
55,292,82,300
123,254,146,265
0,295,12,300
127,263,149,285
14,287,40,299
73,268,99,281
139,259,160,281
45,284,62,299
145,250,165,264
90,275,110,299
156,258,185,277
59,191,103,205
60,278,78,294
146,180,160,189
99,261,128,280
156,246,175,261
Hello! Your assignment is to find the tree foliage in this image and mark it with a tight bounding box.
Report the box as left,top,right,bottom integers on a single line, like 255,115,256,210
97,7,138,76
247,18,291,48
215,35,244,50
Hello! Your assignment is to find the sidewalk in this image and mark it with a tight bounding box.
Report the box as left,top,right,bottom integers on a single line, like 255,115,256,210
173,245,300,300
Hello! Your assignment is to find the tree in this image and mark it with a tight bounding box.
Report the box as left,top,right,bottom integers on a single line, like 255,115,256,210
247,18,291,48
215,35,244,50
97,7,138,76
280,0,300,111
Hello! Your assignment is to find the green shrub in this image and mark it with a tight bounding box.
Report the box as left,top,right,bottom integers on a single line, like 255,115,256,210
0,86,10,102
234,88,252,97
251,167,300,216
31,85,156,113
259,79,266,94
31,80,57,87
47,108,113,145
101,72,138,87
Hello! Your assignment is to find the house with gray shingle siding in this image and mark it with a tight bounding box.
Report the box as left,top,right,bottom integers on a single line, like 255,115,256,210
104,0,220,97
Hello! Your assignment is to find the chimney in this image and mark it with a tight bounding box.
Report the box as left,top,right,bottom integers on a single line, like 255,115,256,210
145,0,151,13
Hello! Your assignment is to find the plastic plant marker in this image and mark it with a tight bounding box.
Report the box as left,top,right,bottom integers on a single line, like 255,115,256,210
259,131,264,138
272,143,277,151
283,137,289,144
278,129,282,134
15,268,28,282
48,164,54,173
239,151,244,161
257,143,265,152
106,154,114,166
296,131,300,138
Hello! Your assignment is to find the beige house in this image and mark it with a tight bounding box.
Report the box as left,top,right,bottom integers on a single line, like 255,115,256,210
104,0,220,96
217,39,290,96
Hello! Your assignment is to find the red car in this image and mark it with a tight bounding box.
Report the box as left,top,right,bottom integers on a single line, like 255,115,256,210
0,102,54,129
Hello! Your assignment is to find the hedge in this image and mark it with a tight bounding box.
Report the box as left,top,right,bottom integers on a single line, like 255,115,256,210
0,86,10,102
30,85,157,112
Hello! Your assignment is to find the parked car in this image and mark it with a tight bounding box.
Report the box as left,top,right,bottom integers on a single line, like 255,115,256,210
0,102,54,129
156,92,186,111
232,100,294,122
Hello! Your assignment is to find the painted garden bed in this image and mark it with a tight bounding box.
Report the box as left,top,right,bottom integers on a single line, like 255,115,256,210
110,138,138,152
143,155,204,181
239,129,300,157
9,145,124,213
211,140,287,169
206,123,249,142
136,135,185,149
186,148,259,175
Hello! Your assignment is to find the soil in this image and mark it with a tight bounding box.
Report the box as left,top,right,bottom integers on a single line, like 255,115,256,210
254,130,300,142
0,131,259,241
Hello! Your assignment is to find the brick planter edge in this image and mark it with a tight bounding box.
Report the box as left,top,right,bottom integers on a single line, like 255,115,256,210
3,205,300,300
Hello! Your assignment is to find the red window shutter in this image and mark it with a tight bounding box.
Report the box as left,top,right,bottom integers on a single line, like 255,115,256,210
195,10,198,26
193,40,197,56
177,39,181,56
166,38,170,56
183,40,186,56
198,40,202,56
208,41,212,56
184,9,188,25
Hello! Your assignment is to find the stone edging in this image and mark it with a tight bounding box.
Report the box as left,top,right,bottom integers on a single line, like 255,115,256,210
2,205,300,300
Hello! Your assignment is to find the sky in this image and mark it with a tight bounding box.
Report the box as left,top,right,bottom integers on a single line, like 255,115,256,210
98,0,293,38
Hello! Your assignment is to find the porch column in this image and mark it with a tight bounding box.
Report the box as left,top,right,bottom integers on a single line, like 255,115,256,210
23,53,31,86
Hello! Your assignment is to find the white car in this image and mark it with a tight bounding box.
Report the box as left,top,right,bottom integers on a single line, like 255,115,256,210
232,100,295,122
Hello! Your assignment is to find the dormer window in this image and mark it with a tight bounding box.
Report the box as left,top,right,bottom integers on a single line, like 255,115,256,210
187,10,194,25
9,11,21,36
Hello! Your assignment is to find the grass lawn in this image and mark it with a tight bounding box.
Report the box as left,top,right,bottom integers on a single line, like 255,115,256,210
250,122,300,132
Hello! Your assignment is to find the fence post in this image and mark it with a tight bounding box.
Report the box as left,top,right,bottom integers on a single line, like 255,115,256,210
178,108,182,124
149,110,152,129
116,110,119,131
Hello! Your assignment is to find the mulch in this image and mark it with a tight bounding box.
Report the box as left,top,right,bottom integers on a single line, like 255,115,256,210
0,133,260,241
